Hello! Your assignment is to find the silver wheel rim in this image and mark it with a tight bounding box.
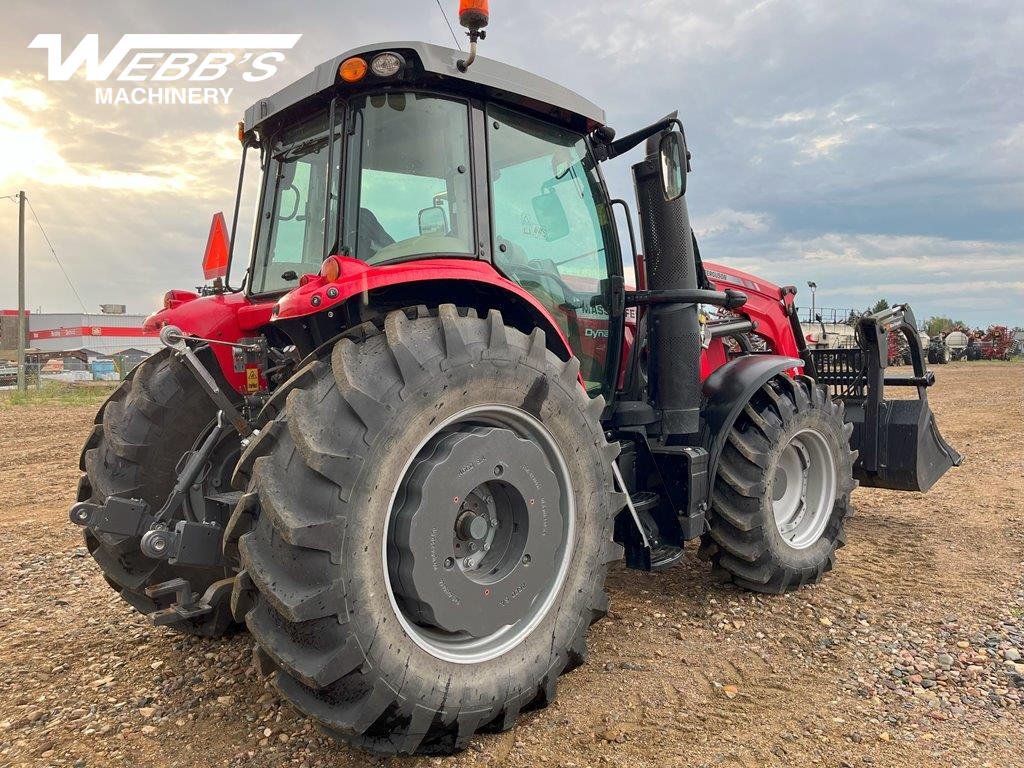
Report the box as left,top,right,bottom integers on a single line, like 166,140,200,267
771,427,837,550
382,404,575,664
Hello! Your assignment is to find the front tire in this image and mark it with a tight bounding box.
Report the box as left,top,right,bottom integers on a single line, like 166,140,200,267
78,349,238,636
231,306,621,754
701,375,856,594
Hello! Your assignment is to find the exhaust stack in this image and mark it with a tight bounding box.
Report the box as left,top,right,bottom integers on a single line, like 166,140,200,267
632,129,702,437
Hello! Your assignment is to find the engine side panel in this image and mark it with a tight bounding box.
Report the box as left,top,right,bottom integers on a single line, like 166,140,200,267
701,261,803,379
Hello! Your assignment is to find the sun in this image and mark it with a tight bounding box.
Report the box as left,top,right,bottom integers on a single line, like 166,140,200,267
0,76,177,192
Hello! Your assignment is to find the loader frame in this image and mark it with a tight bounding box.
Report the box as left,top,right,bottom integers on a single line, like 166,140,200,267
809,305,962,492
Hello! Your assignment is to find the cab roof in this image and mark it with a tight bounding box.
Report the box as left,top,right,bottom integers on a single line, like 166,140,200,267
243,40,606,136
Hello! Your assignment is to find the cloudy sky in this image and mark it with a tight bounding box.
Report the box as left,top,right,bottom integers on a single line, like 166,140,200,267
1,0,1021,327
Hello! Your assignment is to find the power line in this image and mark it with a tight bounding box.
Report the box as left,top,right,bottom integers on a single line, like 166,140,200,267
435,0,463,51
24,196,90,314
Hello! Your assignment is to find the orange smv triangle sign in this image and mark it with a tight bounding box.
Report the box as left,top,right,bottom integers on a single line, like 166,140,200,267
203,212,230,280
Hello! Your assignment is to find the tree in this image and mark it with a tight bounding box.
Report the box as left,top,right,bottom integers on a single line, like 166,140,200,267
868,298,889,314
924,316,968,337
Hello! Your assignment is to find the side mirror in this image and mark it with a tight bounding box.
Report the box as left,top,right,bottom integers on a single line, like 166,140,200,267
659,131,687,201
418,205,448,236
532,190,570,242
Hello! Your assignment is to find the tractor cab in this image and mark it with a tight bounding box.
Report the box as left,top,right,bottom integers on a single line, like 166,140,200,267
236,41,625,397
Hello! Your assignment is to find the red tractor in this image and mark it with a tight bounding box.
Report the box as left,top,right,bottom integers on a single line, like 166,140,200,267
70,6,961,755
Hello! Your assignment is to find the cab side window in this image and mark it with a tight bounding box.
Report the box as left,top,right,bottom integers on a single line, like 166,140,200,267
251,112,337,295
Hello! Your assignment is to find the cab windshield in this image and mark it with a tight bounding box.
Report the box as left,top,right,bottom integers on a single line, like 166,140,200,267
248,93,475,295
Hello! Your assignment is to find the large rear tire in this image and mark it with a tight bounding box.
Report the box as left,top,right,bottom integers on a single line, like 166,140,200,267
78,349,238,637
701,375,856,594
230,306,621,754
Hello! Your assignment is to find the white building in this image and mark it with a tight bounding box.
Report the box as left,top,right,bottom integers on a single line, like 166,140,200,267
25,312,162,357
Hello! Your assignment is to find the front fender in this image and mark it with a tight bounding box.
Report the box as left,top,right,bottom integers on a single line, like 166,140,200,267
143,292,274,394
702,354,802,502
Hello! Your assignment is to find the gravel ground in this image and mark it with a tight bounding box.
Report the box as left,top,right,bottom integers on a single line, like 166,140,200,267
0,361,1021,768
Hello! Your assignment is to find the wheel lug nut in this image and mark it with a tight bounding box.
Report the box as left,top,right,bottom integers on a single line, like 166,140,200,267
443,557,454,569
522,554,531,565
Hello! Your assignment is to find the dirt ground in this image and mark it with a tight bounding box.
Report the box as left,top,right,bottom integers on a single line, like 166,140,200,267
1,361,1022,768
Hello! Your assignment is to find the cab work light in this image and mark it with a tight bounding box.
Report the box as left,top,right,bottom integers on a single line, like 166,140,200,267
370,52,405,78
339,57,368,82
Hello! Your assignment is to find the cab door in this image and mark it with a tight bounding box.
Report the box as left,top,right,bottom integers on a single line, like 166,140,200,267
485,104,623,401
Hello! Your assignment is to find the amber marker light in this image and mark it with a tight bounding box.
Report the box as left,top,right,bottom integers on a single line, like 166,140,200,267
339,57,368,82
320,256,342,282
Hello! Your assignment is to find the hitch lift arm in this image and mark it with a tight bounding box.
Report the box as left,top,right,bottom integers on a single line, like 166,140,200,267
70,325,261,624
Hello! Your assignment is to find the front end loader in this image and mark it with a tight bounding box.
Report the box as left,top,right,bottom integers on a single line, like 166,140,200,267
70,2,961,754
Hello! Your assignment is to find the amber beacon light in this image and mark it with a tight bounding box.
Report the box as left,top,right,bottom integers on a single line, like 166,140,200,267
459,0,489,29
456,0,489,72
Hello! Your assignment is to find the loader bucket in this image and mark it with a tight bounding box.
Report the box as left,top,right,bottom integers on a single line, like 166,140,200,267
808,304,961,493
847,398,962,492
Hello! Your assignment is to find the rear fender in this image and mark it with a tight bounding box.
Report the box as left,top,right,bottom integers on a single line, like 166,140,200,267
272,257,574,361
701,354,803,505
143,292,274,394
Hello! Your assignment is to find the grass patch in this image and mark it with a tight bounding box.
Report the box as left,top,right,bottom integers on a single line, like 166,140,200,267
0,382,119,408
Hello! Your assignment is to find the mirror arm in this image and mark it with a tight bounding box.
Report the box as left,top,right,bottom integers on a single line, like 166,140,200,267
602,117,683,160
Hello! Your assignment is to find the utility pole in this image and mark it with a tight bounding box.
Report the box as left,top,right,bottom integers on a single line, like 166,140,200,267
17,191,26,392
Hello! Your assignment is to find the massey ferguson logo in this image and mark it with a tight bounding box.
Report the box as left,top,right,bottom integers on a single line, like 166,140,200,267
29,33,302,105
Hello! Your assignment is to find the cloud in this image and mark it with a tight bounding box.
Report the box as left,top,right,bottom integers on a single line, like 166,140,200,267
0,74,245,194
692,208,769,238
0,0,1020,328
699,228,1024,321
799,132,847,159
